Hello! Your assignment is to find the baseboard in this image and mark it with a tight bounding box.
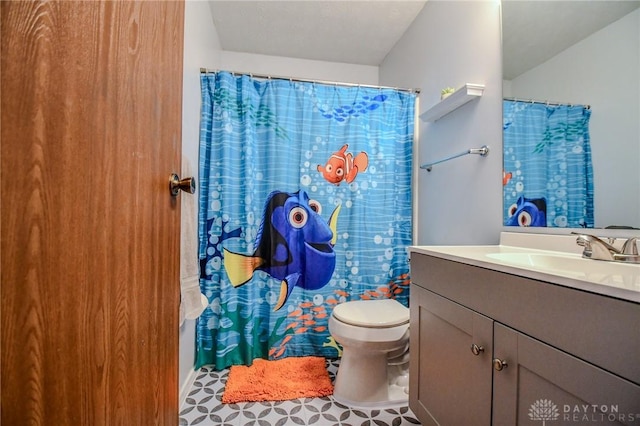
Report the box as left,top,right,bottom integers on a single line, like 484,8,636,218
179,367,199,408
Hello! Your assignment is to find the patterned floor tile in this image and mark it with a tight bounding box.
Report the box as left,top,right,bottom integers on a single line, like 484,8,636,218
239,400,307,426
179,360,421,426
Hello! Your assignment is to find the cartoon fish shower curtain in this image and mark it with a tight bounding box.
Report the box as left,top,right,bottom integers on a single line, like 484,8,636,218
196,71,416,370
503,100,594,228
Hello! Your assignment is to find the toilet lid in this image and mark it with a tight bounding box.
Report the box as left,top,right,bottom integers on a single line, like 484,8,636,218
332,299,409,328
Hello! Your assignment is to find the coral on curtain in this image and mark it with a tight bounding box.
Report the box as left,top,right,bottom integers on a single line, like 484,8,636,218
503,100,594,228
197,71,416,370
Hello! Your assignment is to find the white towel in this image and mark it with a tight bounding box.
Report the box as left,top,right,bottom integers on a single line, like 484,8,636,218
180,159,207,326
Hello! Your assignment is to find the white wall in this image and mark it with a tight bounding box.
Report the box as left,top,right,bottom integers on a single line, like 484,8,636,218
180,0,222,406
220,51,378,85
505,9,640,228
180,0,379,404
380,1,503,245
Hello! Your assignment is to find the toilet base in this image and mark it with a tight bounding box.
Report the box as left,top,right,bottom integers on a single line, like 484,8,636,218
333,383,408,410
333,351,409,409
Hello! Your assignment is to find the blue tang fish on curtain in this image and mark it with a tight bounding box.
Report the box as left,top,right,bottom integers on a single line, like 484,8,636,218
197,71,415,370
223,190,341,311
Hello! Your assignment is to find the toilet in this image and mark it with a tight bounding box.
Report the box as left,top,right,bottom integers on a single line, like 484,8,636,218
328,298,410,408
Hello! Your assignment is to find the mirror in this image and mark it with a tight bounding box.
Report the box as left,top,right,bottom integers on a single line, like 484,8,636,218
501,1,640,229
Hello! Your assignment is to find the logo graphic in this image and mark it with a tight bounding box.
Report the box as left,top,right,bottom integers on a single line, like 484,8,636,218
529,399,560,425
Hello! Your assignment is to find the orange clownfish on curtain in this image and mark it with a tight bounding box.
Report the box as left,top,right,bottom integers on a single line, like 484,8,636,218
317,144,369,185
503,171,513,186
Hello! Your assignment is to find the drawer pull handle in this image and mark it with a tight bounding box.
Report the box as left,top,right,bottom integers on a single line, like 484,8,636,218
470,344,484,356
493,358,508,371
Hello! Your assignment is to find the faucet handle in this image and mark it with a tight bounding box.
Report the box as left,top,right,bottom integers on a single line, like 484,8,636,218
621,237,639,255
574,234,591,248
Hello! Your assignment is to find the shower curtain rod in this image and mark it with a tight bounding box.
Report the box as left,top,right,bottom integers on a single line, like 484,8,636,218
504,96,590,109
200,68,420,94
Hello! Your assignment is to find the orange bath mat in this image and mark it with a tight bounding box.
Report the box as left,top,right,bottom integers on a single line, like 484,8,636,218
222,356,334,404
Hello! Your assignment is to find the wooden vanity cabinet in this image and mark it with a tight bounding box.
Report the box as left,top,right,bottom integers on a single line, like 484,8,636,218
409,253,640,426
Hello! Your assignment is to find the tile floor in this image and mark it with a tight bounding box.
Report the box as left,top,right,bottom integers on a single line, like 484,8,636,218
179,358,421,426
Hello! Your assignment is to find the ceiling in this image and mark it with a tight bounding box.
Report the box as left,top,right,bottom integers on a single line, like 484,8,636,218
208,1,426,65
208,1,640,78
501,1,640,79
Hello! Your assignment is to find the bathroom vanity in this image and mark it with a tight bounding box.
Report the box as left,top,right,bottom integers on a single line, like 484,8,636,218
408,234,640,426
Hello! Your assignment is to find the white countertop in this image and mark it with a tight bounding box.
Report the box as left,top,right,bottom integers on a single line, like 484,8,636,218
409,233,640,304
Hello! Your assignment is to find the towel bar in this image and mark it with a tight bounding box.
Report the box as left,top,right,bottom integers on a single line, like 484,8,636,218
420,145,489,172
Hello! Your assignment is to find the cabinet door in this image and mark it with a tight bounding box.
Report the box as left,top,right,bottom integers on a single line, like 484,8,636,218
410,286,493,426
493,323,640,426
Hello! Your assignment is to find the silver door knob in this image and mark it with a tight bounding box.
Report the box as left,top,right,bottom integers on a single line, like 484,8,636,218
169,173,196,196
470,344,484,356
493,358,508,371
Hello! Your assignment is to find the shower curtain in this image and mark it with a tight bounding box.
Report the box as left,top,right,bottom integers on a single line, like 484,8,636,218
503,100,594,228
196,71,416,370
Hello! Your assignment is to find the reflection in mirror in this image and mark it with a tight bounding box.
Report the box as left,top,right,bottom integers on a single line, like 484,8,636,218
502,1,640,229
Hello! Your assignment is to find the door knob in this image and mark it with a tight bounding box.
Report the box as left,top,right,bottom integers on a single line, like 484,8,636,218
493,358,508,371
169,173,196,196
470,344,484,356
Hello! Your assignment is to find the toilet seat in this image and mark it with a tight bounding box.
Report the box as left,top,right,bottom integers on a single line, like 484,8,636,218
332,299,409,328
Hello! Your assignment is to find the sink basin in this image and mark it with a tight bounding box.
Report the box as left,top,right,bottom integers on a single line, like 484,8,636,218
486,252,640,290
487,252,593,271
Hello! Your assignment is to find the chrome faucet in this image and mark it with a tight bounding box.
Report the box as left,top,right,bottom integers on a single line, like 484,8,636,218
573,233,618,260
572,233,640,263
621,237,639,256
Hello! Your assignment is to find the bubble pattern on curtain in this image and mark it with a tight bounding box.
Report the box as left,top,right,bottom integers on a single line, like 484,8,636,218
197,72,416,370
503,100,594,228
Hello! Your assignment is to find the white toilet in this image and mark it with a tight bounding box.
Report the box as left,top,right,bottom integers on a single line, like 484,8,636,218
328,298,410,408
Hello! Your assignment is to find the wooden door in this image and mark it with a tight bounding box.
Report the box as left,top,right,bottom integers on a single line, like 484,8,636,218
1,1,184,425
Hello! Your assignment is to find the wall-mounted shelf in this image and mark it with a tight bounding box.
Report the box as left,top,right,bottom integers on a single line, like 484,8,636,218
420,83,485,122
